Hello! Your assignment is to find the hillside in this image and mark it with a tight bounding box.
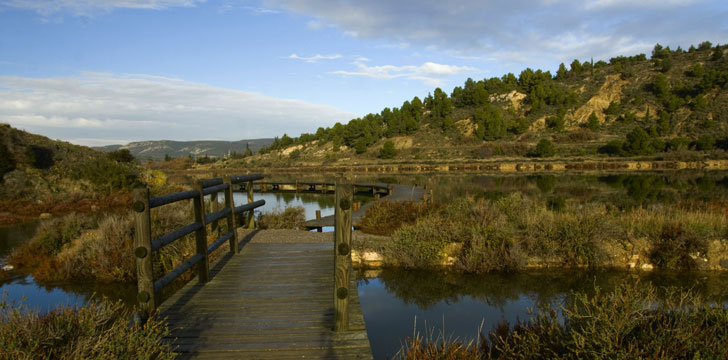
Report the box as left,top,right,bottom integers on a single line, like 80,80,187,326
218,41,728,169
0,124,142,224
95,138,274,161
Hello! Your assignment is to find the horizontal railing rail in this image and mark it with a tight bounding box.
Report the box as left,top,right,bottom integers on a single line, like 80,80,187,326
133,174,266,317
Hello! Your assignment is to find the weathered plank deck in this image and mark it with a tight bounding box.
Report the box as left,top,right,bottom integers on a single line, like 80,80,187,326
158,230,373,359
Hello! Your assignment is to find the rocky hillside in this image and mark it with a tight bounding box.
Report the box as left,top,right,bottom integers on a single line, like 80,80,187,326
224,41,728,168
96,138,274,161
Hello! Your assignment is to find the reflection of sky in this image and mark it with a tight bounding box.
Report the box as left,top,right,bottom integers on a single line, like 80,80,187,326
1,276,86,313
233,192,335,220
358,277,537,359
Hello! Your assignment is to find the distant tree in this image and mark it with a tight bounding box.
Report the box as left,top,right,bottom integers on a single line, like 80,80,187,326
280,134,293,148
243,143,253,157
379,141,397,159
696,135,716,151
426,88,454,131
474,104,507,140
624,127,654,156
604,101,621,116
586,111,600,131
509,116,529,135
652,74,671,100
570,59,582,74
546,114,565,131
353,137,368,154
698,41,713,51
164,154,172,161
107,149,135,163
556,63,568,79
534,138,556,157
669,137,690,151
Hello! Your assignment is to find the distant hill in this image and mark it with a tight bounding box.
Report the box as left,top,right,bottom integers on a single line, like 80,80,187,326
95,139,274,161
237,41,728,166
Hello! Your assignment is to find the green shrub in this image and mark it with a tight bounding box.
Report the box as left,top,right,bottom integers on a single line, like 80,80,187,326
0,142,15,179
534,138,556,157
25,145,54,169
379,141,397,159
72,158,140,190
696,134,716,151
107,149,135,163
32,213,93,256
389,216,461,268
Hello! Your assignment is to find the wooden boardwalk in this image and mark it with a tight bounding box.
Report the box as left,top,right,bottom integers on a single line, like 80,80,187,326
158,231,373,359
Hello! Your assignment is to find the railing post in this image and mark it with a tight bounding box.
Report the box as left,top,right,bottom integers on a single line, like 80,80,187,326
246,180,255,229
334,177,353,332
210,191,219,236
193,181,210,283
133,187,155,316
224,176,238,253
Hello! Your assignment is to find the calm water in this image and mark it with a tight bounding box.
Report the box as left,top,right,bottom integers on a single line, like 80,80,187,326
358,269,728,359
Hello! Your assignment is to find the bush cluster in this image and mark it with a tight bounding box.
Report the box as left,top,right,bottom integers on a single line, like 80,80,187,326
256,206,306,229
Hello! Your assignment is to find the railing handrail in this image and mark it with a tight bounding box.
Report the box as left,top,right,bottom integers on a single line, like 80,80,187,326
133,174,265,317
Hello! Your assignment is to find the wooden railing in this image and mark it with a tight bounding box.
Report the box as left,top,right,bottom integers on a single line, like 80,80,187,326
333,178,353,332
132,174,265,316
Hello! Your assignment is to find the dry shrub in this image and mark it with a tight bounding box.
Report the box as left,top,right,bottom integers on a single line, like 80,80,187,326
56,213,136,282
257,206,305,229
0,297,175,360
359,201,439,236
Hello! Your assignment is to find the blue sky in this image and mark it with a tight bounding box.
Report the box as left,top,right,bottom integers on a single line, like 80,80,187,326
1,0,726,146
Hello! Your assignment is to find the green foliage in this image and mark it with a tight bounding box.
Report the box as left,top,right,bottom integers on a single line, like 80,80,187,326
25,145,54,169
106,149,135,163
353,137,368,154
586,111,600,131
534,138,556,157
390,217,453,268
71,157,141,190
425,88,454,131
669,136,691,151
379,140,397,159
474,104,507,140
0,297,176,360
545,114,564,131
0,142,15,179
624,127,654,156
509,116,529,134
600,140,625,156
696,134,716,150
652,73,671,100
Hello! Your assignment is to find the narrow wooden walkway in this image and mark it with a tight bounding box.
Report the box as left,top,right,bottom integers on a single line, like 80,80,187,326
158,231,373,359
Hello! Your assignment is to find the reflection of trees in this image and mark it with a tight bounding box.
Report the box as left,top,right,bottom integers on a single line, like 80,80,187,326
374,269,728,311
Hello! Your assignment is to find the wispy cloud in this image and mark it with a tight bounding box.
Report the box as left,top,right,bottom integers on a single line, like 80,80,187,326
288,53,343,63
265,0,728,66
0,0,204,16
331,61,477,86
0,72,357,146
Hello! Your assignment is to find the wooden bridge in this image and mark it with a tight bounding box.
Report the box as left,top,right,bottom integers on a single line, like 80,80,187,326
132,175,375,359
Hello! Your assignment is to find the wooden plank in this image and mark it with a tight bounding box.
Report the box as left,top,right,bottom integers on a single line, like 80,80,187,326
132,188,155,315
334,178,353,332
158,233,373,359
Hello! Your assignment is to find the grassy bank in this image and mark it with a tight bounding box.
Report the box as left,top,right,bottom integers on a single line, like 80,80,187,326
398,281,728,359
357,194,728,271
0,296,175,359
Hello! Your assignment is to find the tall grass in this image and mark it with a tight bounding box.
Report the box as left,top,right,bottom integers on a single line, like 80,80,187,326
398,282,728,359
362,193,728,272
256,206,306,229
0,296,175,360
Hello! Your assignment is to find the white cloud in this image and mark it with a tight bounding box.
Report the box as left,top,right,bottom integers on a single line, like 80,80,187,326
331,61,477,86
288,53,343,63
1,0,204,16
0,72,357,146
264,0,728,66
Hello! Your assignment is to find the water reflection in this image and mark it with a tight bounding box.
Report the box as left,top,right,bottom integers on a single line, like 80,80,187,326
358,269,728,359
